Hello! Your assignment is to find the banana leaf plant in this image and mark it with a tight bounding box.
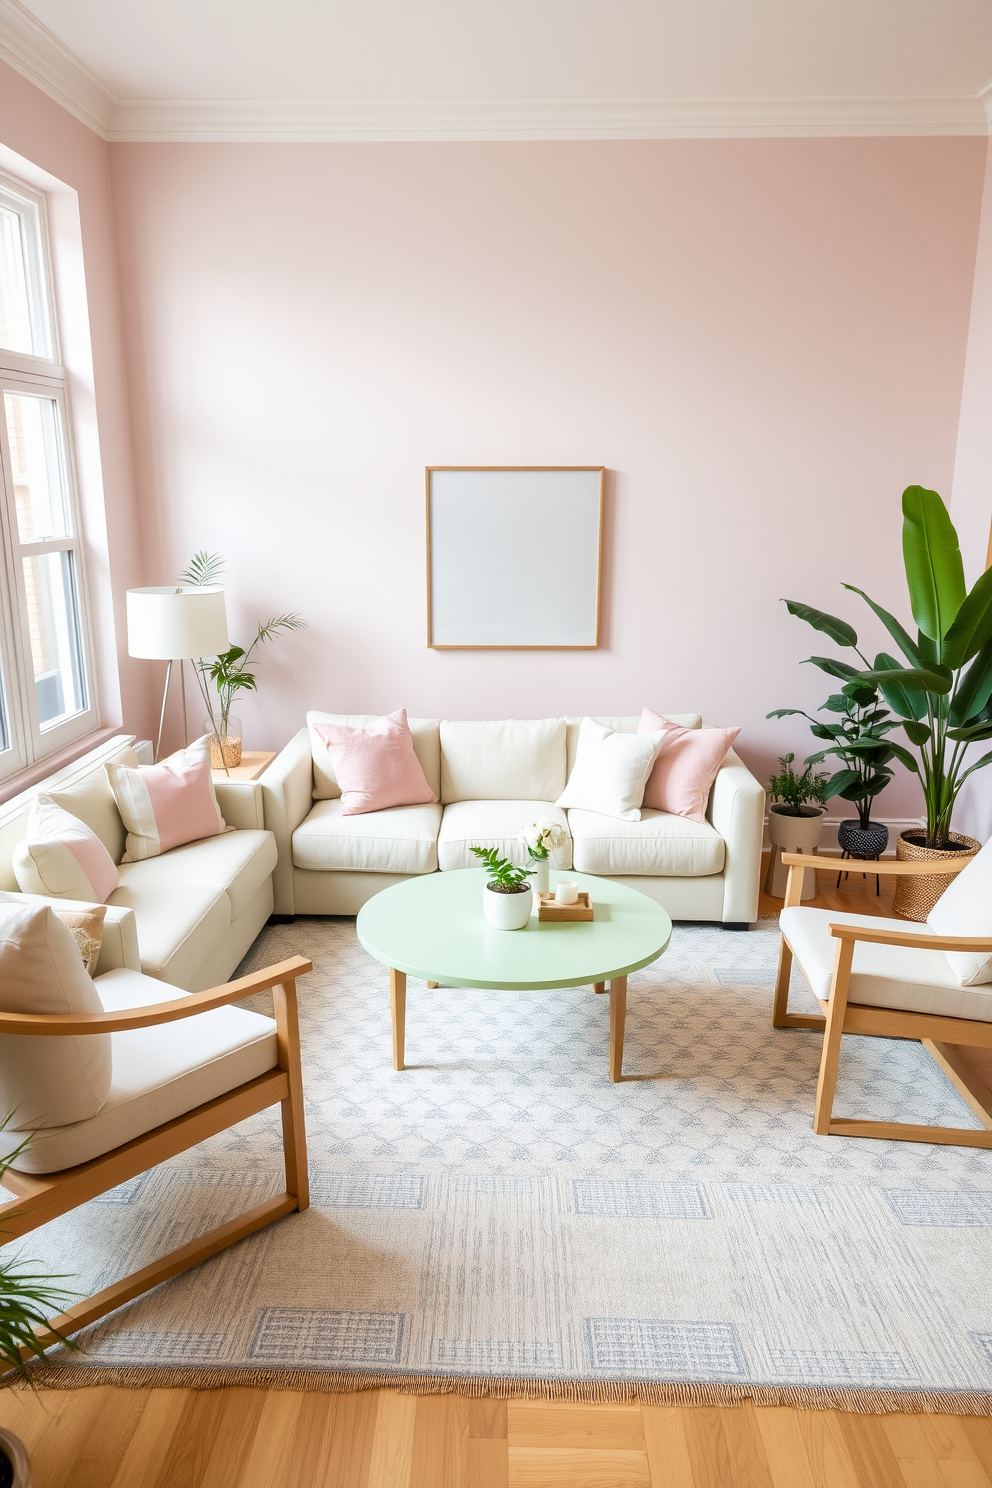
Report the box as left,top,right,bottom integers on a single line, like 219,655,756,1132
780,485,992,850
767,679,899,830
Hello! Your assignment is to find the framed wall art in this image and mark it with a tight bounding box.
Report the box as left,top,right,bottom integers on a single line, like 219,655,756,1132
426,466,604,649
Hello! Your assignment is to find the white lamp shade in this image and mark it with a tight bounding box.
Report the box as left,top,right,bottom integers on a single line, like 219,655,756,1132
126,586,229,660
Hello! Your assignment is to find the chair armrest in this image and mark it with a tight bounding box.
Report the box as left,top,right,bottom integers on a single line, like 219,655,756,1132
828,922,992,954
782,852,966,875
260,729,313,915
0,955,312,1035
3,893,140,974
708,750,765,924
213,779,264,830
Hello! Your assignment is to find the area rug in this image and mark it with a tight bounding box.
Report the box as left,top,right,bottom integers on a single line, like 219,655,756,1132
15,915,992,1411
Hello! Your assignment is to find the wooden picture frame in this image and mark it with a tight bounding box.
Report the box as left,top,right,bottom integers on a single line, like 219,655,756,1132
426,466,604,649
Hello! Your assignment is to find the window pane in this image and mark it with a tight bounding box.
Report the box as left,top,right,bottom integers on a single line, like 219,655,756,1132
4,393,68,541
0,662,10,754
22,550,86,728
0,204,33,355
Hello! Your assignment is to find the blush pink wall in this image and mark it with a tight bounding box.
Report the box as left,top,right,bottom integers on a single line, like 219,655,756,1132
0,62,152,748
107,138,985,813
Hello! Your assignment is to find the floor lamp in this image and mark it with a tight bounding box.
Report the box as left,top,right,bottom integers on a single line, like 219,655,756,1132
126,586,230,766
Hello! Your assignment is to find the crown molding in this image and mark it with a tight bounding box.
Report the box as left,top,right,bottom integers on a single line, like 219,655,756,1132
0,0,114,137
107,93,989,142
0,0,988,144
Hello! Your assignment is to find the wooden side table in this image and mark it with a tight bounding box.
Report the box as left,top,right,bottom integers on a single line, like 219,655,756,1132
211,750,276,783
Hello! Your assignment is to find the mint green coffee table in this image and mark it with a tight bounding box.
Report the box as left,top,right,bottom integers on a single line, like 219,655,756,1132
356,868,672,1082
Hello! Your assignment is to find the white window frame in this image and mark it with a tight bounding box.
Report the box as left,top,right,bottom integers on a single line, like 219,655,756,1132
0,170,97,782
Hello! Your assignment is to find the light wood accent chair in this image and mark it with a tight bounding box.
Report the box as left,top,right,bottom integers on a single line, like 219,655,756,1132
773,853,992,1148
0,954,311,1359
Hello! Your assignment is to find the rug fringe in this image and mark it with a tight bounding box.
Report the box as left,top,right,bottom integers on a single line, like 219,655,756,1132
10,1365,992,1416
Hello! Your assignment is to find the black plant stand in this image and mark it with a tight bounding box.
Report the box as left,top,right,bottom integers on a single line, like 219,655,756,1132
835,850,882,896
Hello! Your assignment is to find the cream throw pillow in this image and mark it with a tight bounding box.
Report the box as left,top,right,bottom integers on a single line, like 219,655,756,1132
13,794,120,902
556,718,666,822
0,893,111,1129
927,837,992,986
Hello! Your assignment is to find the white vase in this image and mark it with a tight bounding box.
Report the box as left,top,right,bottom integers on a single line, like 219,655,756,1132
532,858,550,895
482,884,533,930
765,805,826,900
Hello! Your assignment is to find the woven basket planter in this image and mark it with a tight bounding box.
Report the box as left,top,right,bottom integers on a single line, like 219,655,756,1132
892,830,980,921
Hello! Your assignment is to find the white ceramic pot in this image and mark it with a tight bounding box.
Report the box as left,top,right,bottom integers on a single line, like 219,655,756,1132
483,883,533,930
765,805,826,900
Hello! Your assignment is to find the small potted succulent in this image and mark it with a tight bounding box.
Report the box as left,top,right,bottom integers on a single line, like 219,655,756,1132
518,819,569,896
471,846,535,930
765,753,828,899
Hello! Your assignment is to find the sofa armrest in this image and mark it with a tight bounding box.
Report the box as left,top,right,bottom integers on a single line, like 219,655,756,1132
260,729,313,915
708,750,766,924
5,893,140,975
214,779,264,830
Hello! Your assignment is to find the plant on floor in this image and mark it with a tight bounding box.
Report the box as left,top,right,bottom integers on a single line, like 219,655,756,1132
767,753,827,816
470,845,534,894
767,680,899,831
779,485,992,850
0,1124,77,1387
179,552,306,735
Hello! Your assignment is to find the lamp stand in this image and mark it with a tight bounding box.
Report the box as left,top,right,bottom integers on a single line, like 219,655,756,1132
153,661,191,763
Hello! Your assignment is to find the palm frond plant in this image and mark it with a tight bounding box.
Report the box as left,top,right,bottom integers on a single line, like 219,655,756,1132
0,1123,78,1384
469,845,534,894
780,485,992,852
767,680,899,831
766,754,828,816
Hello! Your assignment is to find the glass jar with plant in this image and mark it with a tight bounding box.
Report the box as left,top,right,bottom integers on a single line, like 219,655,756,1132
180,552,306,769
767,679,899,860
470,846,535,931
778,484,992,914
517,819,569,895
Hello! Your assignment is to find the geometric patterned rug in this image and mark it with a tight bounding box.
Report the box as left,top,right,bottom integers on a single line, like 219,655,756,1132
17,915,992,1411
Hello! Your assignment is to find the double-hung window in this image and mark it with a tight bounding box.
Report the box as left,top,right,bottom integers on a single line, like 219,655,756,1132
0,171,96,782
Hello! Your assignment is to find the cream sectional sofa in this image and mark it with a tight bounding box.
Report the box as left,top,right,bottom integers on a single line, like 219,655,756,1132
0,735,278,991
262,715,765,926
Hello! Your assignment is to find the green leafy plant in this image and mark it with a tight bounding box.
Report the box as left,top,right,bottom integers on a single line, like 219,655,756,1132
767,680,899,830
767,753,828,816
179,553,306,731
469,846,534,893
0,1123,77,1383
780,485,992,850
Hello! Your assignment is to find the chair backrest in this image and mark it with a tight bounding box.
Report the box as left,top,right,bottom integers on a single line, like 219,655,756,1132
0,894,111,1130
927,837,992,986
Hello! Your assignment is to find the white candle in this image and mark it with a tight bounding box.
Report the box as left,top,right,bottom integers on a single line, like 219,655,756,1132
555,878,579,905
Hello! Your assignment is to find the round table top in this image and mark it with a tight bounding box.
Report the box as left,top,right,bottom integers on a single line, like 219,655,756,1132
356,869,673,990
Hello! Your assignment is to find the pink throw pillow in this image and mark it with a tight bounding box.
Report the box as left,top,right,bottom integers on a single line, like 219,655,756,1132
13,794,119,902
312,709,437,816
639,708,740,822
106,737,227,862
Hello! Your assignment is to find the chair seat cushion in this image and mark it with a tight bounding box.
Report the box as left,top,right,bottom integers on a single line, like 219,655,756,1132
116,830,277,921
568,808,725,876
437,801,571,872
0,968,277,1174
292,800,441,873
108,880,230,987
780,907,992,1022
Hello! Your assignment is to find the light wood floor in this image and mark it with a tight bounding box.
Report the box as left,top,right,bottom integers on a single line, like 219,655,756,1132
1,853,983,1488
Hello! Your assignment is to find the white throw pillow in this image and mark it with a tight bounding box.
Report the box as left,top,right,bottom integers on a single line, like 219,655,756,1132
556,718,665,822
927,837,992,986
0,893,111,1129
13,794,120,903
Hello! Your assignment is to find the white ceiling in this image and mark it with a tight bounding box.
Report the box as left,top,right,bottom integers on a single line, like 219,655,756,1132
2,0,992,141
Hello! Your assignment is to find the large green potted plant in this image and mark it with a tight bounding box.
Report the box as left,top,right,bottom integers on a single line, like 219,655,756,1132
768,679,899,861
781,484,992,917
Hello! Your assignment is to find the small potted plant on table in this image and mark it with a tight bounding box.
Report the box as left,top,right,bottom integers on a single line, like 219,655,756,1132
471,846,535,930
765,753,828,899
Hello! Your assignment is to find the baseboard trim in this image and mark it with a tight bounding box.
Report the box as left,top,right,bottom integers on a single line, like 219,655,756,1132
762,815,923,855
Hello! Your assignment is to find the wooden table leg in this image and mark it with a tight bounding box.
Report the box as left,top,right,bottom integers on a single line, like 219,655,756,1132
609,975,627,1083
390,968,406,1071
427,982,438,989
593,982,606,994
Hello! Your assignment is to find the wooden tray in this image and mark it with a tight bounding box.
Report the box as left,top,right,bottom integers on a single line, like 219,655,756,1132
537,891,593,922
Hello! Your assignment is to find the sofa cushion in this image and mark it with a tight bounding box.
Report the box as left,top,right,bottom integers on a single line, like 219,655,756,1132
568,808,725,876
115,830,277,923
0,967,277,1173
108,878,230,987
0,894,112,1129
49,741,138,863
440,719,566,803
438,800,572,872
292,800,441,874
926,837,992,986
308,713,441,801
565,716,701,777
780,907,992,1022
